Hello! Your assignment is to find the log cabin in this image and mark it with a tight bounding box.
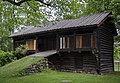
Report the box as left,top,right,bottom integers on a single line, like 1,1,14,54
10,12,117,74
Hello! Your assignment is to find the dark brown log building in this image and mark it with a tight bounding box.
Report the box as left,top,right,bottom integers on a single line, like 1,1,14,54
10,12,117,74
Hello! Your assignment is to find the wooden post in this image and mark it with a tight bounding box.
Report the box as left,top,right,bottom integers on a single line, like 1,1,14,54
94,31,97,49
95,53,101,75
91,34,94,48
56,33,59,51
74,31,76,50
112,36,114,72
13,38,15,51
36,36,39,52
97,29,101,75
80,35,82,48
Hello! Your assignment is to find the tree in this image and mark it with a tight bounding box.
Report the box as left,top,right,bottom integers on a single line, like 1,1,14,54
0,0,51,51
53,0,85,20
3,0,51,6
114,43,120,60
83,0,120,29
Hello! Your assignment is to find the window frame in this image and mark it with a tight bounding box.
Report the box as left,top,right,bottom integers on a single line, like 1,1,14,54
59,35,73,49
76,33,94,49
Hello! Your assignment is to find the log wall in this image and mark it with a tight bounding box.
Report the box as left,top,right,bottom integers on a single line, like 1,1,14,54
47,51,97,73
98,22,114,73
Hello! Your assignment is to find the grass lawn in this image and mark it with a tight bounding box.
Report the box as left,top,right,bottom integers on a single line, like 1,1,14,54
0,56,120,83
0,56,43,77
0,70,120,83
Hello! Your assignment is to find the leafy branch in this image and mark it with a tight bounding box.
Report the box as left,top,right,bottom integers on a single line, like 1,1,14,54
3,0,51,6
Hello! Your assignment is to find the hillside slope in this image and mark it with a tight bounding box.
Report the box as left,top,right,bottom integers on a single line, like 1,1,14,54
0,55,44,77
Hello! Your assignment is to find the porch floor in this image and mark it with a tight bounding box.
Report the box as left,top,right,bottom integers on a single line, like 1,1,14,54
30,50,57,57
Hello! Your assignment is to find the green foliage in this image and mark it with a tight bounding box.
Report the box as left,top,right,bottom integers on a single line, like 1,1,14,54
84,0,120,31
51,0,85,20
114,43,120,60
0,1,48,51
0,50,15,67
14,45,28,59
57,0,83,19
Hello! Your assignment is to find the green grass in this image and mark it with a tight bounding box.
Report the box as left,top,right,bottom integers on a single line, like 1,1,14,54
0,56,120,83
0,56,43,77
0,70,120,83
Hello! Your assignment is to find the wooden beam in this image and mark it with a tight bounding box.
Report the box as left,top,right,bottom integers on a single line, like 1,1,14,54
13,39,15,51
74,31,76,50
91,34,94,48
56,34,59,51
80,35,82,48
97,29,101,74
112,36,114,72
76,35,79,48
36,36,39,52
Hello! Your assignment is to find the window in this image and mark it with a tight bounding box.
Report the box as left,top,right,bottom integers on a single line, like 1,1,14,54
76,35,82,48
59,36,70,49
15,40,26,49
26,39,36,50
76,33,94,48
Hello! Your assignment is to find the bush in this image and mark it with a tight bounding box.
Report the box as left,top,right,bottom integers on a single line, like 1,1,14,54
14,45,28,59
0,50,15,67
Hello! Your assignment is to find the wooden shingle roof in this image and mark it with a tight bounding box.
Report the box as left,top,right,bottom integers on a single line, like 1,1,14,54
10,12,111,37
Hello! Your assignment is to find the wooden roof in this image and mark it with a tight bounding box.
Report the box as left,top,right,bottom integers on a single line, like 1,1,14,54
10,12,112,37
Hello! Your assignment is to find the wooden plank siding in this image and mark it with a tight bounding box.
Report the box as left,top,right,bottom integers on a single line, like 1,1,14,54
47,51,97,73
47,52,83,72
98,23,114,73
82,51,97,73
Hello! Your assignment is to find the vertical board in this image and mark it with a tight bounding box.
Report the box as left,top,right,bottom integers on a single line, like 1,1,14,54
80,35,82,48
76,35,79,48
76,34,82,48
91,34,94,48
